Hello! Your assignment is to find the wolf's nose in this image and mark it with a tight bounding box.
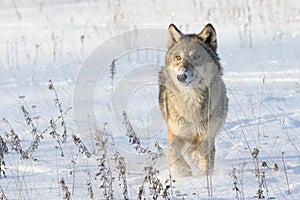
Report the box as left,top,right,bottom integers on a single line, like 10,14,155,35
177,74,187,82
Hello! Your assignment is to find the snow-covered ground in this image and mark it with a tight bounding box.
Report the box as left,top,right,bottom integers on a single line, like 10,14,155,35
0,0,299,199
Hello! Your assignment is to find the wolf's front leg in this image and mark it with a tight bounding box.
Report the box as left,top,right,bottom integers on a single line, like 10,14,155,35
167,133,192,177
199,140,215,175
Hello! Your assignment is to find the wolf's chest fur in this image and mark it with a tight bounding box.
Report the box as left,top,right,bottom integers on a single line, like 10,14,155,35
177,87,209,123
161,82,210,139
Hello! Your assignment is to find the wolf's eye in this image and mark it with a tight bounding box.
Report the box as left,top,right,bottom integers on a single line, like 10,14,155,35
193,55,201,60
174,55,181,61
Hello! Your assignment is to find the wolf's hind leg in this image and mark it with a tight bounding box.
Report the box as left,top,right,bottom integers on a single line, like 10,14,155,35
167,133,192,177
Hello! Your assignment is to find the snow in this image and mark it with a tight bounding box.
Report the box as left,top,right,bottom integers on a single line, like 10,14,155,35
0,0,299,199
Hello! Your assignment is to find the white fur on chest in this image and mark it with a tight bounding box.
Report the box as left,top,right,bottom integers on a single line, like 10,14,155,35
178,89,208,122
168,87,209,140
180,90,202,105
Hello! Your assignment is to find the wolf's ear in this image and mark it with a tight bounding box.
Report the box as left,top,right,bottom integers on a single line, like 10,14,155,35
198,24,217,51
168,24,182,48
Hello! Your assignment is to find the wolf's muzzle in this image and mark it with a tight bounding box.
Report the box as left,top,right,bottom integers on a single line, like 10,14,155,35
177,74,187,82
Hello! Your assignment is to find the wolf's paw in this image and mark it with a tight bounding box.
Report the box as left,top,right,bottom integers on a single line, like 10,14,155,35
172,160,192,177
180,168,193,177
173,167,192,177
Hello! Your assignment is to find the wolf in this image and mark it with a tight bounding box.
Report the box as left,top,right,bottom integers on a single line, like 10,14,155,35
159,23,228,176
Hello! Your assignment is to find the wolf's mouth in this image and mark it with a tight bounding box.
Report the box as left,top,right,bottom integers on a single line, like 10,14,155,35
179,75,202,86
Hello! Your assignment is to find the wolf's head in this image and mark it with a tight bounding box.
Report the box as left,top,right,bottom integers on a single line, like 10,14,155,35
165,23,221,88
